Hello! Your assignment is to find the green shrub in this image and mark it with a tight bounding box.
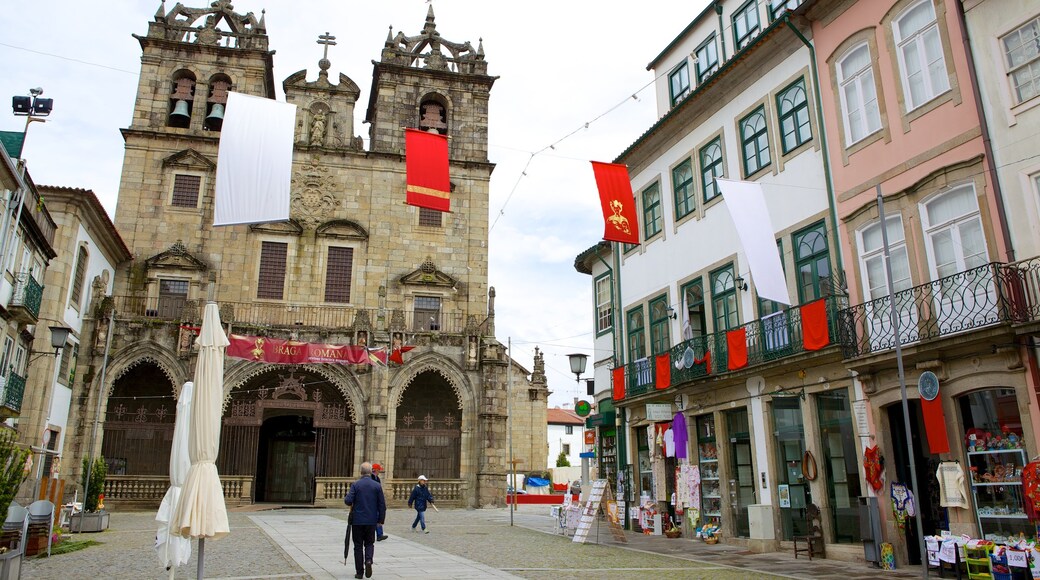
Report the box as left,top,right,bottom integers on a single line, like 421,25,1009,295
555,451,571,467
81,457,107,513
0,429,29,518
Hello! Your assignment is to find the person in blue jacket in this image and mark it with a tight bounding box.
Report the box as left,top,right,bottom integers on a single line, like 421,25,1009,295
345,462,386,579
408,475,435,533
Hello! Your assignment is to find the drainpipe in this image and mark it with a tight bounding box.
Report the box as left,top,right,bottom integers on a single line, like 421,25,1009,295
784,16,846,278
954,1,1015,262
716,2,727,62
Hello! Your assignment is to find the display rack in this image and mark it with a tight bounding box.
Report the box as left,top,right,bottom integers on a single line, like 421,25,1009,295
965,542,994,580
967,449,1031,543
696,415,721,519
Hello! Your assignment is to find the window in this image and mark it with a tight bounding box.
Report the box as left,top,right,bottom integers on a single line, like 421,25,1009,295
837,44,882,145
414,296,442,331
1003,16,1040,105
562,443,571,455
894,0,950,110
157,279,188,319
57,344,73,386
769,0,804,21
759,240,787,316
695,36,720,83
627,306,646,362
642,183,662,239
171,174,201,208
922,185,987,278
257,241,288,300
859,216,911,301
711,265,739,331
682,279,707,341
700,138,724,203
68,343,79,385
68,246,89,311
12,346,24,377
740,106,771,176
324,246,354,303
777,78,812,153
793,221,831,302
565,425,574,435
595,273,613,334
733,1,761,50
0,337,12,377
669,62,691,106
673,159,695,219
418,207,443,227
649,296,671,355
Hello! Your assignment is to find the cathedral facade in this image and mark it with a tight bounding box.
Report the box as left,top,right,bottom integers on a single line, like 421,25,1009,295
63,1,546,508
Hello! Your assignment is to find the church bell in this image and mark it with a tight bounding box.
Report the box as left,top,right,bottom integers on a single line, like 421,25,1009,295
206,103,224,121
170,100,190,123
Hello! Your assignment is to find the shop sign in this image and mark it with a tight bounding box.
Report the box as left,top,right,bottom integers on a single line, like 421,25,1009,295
584,430,596,445
585,411,616,428
645,403,672,422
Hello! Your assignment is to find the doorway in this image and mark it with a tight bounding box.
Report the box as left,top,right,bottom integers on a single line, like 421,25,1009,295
255,415,316,503
886,400,941,565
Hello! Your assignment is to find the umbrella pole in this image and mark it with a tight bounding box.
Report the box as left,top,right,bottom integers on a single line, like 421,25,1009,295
197,538,205,579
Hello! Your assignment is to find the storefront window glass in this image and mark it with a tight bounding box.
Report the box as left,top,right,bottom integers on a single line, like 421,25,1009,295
636,425,652,503
773,396,809,540
696,414,721,524
817,388,861,543
726,408,755,537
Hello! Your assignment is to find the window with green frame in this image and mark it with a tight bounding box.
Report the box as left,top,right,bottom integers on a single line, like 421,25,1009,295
695,35,720,83
794,221,832,302
627,306,647,362
740,106,771,176
649,296,671,354
769,0,804,21
673,159,695,219
682,279,707,352
700,137,724,203
669,62,691,107
642,183,662,239
758,240,786,317
711,265,739,331
595,273,613,334
733,0,761,50
777,78,812,153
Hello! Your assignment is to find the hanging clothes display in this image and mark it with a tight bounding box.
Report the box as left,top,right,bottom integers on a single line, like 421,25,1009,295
891,482,916,530
936,461,969,509
864,444,885,492
664,428,675,458
1021,459,1040,521
672,412,689,459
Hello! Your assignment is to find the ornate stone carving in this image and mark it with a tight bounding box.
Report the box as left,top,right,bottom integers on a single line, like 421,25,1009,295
290,161,338,230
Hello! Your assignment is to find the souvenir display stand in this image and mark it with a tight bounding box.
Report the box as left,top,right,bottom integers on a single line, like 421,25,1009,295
968,448,1031,542
965,541,994,580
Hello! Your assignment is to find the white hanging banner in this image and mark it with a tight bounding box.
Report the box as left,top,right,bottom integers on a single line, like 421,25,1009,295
716,178,792,305
214,91,296,226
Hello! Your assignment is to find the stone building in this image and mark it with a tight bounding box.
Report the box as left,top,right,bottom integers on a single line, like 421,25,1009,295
64,1,546,509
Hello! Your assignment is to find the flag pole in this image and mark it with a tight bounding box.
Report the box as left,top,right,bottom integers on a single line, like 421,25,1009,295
507,337,514,525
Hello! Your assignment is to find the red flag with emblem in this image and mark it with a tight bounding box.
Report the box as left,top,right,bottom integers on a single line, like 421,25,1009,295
405,128,451,212
591,161,640,245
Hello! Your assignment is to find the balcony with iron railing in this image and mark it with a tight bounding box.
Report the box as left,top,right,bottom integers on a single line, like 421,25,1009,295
0,372,26,417
839,259,1040,359
109,295,469,335
8,273,42,322
619,295,845,400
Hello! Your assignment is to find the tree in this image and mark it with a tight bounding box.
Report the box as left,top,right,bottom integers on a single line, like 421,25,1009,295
81,457,108,512
555,450,571,467
0,429,29,518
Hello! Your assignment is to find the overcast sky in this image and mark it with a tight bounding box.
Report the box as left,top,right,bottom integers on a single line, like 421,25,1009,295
0,0,704,407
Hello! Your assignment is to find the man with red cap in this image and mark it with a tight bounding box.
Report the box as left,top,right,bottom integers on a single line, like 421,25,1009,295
371,463,388,541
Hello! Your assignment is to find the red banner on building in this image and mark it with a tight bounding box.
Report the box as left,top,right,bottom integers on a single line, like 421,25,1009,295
612,367,626,401
800,298,830,351
591,161,640,245
228,334,371,365
405,128,451,212
726,328,748,371
655,353,671,390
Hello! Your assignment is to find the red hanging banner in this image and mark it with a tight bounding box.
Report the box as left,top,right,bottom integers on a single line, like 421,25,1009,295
726,328,748,370
590,161,640,245
228,334,371,365
921,396,951,454
800,298,830,351
405,128,451,212
695,350,712,375
612,366,626,401
655,353,671,390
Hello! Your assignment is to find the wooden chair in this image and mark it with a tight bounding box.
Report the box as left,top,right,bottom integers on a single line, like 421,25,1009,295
793,503,824,560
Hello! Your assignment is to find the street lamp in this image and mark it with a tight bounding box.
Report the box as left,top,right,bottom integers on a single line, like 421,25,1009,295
28,326,71,362
567,353,588,383
11,87,53,158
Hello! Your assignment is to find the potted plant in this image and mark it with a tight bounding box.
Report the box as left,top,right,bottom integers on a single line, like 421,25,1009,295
70,457,109,533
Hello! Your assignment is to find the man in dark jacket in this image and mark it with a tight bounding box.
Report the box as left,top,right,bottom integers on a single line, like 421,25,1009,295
345,462,386,579
407,475,435,533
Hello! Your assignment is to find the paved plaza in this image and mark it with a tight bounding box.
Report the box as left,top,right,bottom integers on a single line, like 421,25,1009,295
20,505,922,579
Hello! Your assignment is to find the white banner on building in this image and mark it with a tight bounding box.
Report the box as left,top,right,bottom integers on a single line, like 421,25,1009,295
214,91,296,226
716,178,792,305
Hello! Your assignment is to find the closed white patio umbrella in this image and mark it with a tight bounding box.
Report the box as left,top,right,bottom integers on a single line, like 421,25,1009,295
172,302,230,578
155,381,194,578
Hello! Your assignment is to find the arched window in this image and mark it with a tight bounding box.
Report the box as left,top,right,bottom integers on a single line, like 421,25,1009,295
920,184,987,279
893,0,950,110
418,97,448,134
69,245,89,311
204,73,232,132
168,70,197,128
837,43,881,145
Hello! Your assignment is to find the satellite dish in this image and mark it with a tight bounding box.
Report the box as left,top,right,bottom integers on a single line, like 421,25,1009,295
682,346,696,369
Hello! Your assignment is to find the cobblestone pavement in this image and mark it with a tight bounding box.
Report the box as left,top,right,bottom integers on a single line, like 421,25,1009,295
19,505,921,579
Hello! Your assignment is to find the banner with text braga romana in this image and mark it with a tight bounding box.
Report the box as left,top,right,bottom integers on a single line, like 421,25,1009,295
227,334,371,365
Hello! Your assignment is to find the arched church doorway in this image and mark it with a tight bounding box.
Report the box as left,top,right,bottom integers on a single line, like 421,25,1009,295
394,370,461,479
255,414,315,503
219,370,355,503
101,362,177,476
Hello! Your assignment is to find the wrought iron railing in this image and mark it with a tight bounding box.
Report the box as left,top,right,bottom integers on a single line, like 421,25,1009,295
9,273,42,319
618,296,845,399
0,372,25,415
110,296,467,334
838,262,1021,358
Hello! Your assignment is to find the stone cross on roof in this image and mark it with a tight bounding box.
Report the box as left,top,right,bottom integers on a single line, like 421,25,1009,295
317,32,337,60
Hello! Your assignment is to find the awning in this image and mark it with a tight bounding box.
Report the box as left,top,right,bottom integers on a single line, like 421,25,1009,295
585,411,616,428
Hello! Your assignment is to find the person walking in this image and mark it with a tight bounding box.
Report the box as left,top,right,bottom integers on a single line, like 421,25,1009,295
371,463,388,541
344,462,386,579
408,475,435,533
